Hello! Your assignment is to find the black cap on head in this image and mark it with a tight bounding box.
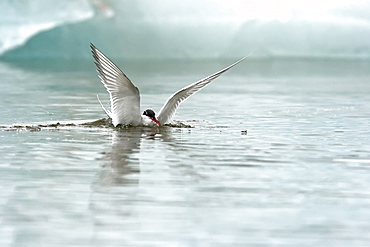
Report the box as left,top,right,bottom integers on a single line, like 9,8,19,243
143,109,156,119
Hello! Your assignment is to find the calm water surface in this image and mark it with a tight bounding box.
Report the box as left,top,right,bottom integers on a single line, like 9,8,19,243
1,59,370,246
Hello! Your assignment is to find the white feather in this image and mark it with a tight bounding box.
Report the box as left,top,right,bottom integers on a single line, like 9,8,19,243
91,44,141,127
157,55,250,124
91,43,248,126
96,94,112,118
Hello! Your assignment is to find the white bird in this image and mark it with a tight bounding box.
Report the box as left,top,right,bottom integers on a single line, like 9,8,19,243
91,43,248,127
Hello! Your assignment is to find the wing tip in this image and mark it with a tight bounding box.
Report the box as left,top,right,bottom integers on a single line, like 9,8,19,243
229,53,252,68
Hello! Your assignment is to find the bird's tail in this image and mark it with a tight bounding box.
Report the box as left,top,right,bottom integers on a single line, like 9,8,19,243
96,95,112,119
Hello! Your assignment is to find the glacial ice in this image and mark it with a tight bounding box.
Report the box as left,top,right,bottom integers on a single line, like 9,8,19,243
0,0,370,60
0,0,94,56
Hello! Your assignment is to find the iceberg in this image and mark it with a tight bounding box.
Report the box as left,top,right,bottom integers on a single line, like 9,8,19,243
1,0,370,60
0,0,93,56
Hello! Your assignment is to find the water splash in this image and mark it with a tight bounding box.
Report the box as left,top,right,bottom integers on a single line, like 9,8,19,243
0,119,194,132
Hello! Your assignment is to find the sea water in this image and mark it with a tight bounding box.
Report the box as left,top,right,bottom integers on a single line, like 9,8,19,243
0,59,370,246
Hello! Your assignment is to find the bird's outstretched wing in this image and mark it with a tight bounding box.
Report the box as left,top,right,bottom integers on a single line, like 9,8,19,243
157,56,249,124
91,43,141,127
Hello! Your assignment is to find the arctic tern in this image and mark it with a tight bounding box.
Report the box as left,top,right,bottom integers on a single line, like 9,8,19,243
91,43,247,127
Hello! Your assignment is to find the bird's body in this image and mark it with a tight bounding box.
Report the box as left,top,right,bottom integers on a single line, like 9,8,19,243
91,43,247,127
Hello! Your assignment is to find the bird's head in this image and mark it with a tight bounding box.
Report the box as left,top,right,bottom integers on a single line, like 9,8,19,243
143,109,160,126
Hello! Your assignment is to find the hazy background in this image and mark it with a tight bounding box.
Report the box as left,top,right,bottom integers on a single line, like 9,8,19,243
1,0,370,60
1,1,370,246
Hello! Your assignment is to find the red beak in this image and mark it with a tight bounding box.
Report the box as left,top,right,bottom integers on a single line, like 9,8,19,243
151,118,161,126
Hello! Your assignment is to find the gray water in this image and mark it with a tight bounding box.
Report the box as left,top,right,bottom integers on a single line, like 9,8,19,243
1,59,370,246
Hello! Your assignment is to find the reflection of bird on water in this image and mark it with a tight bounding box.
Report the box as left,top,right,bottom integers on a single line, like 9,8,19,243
96,126,182,186
98,129,143,186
